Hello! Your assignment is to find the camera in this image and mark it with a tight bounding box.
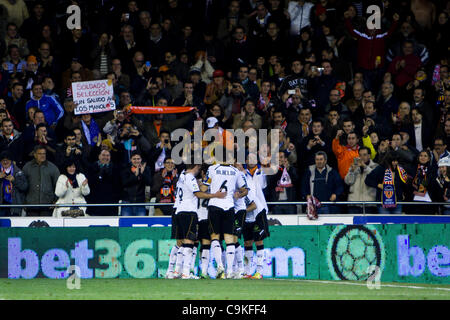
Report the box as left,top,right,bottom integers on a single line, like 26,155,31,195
164,139,169,144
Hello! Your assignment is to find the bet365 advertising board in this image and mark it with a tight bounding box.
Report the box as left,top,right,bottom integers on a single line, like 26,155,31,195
0,224,448,284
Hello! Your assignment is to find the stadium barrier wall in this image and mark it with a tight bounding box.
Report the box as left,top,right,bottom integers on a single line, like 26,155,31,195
2,215,450,227
1,224,448,284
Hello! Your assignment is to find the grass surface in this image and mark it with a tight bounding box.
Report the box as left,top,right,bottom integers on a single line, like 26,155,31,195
0,278,449,300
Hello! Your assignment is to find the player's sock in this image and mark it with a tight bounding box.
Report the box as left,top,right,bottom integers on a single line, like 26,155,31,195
256,245,265,274
167,245,179,274
174,245,184,274
190,243,198,273
244,246,253,275
221,244,226,270
200,244,210,275
235,243,244,272
182,244,194,276
211,240,223,268
232,244,238,271
225,243,235,276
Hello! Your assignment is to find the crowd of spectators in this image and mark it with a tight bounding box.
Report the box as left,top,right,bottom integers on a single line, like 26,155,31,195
0,0,449,216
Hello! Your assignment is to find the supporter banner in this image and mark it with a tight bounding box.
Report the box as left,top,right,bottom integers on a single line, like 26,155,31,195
72,80,116,115
127,106,194,114
0,224,448,284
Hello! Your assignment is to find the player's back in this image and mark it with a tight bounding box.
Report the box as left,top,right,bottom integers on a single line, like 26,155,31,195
205,164,247,210
173,170,185,211
245,167,268,214
175,172,199,213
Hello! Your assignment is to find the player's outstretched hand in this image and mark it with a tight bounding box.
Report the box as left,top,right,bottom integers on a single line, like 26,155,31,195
214,191,227,199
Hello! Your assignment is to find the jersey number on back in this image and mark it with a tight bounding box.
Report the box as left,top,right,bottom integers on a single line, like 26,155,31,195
219,180,228,192
177,188,183,202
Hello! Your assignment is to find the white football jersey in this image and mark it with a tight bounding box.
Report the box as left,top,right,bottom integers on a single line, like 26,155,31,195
173,170,185,210
197,181,209,221
234,171,253,212
244,166,268,222
175,172,200,214
204,164,248,210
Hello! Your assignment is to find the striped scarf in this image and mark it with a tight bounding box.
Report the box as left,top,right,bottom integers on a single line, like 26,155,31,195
382,166,407,208
1,165,13,203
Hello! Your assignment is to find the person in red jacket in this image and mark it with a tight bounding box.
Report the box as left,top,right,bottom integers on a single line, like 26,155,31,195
344,10,399,92
388,40,422,89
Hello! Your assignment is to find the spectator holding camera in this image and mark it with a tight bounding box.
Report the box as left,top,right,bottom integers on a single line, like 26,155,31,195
55,130,89,173
103,109,128,141
278,59,309,99
309,60,338,114
300,119,333,167
345,147,378,213
116,121,151,165
149,130,172,173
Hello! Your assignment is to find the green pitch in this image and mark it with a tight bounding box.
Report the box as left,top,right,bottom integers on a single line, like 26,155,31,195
0,279,449,300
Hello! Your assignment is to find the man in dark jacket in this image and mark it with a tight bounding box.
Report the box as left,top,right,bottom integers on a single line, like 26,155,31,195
365,151,408,214
0,151,27,216
86,149,121,216
300,151,344,214
309,60,338,114
299,119,334,169
278,59,310,99
120,151,152,216
55,130,89,173
22,145,60,216
0,118,24,167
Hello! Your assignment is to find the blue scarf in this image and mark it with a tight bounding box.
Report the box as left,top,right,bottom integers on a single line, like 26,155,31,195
382,168,396,208
382,166,408,208
1,165,13,203
81,119,100,146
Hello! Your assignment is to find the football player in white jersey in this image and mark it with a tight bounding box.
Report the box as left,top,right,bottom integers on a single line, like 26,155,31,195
165,169,185,279
204,146,249,279
196,165,213,279
173,163,226,279
242,153,270,279
232,162,257,279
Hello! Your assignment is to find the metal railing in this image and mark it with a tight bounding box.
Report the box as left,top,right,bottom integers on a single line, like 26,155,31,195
0,201,448,216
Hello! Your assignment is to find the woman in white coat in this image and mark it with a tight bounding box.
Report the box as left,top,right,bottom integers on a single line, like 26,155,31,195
53,161,90,217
